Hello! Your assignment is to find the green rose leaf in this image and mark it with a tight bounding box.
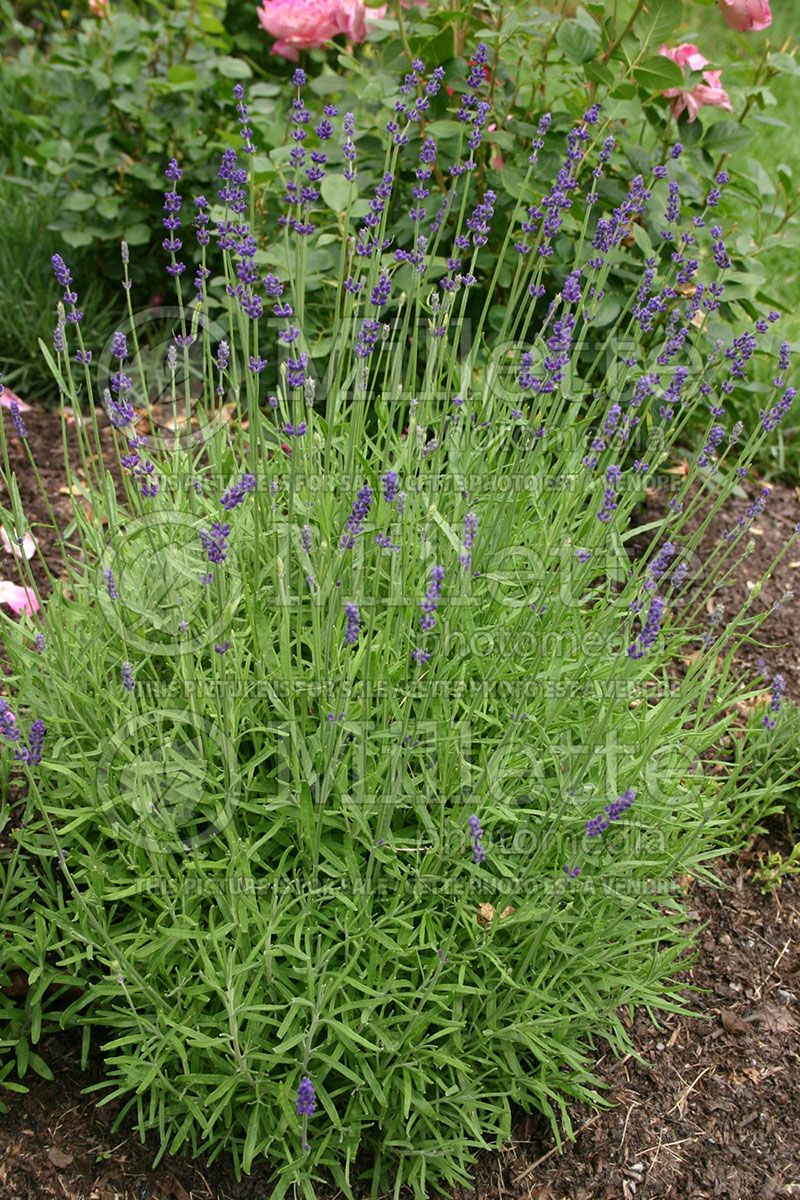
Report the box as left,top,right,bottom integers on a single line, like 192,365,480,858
633,56,685,92
557,21,601,66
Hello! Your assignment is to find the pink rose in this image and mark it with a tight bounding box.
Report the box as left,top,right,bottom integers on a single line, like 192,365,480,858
659,44,733,123
718,0,772,32
257,0,369,60
0,581,39,617
88,0,109,15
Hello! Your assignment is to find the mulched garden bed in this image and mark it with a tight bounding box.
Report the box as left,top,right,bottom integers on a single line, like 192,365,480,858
1,403,799,1199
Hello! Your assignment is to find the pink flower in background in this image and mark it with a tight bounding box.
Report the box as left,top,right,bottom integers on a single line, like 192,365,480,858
257,0,368,60
719,0,772,32
487,122,506,171
0,388,31,412
659,44,733,122
61,405,83,428
0,528,37,560
88,0,109,15
0,582,39,617
257,0,426,58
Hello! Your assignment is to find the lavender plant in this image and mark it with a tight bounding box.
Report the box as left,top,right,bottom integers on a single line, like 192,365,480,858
0,51,796,1195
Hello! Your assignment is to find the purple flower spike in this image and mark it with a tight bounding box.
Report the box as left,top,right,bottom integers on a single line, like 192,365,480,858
233,83,256,156
344,602,361,646
341,484,373,549
597,484,618,524
627,595,664,660
15,719,45,767
468,814,486,864
220,473,257,511
8,402,28,440
763,674,786,731
382,470,399,504
585,788,635,838
296,1075,316,1116
460,512,478,570
761,386,796,434
51,253,84,324
200,522,231,565
419,564,444,632
0,698,20,744
162,159,186,277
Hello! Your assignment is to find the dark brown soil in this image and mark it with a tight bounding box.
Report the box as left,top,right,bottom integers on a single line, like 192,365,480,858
636,477,800,702
1,405,799,1199
460,849,800,1200
1,398,119,599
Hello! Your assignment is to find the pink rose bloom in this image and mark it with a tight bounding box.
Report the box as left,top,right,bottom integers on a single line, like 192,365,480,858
88,0,109,15
257,0,368,60
660,44,733,123
0,581,39,617
719,0,772,32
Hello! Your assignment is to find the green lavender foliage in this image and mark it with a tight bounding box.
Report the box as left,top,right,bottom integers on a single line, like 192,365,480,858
0,51,797,1197
743,698,800,832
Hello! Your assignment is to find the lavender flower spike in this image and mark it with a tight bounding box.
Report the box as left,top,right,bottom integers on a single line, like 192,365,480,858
460,512,478,570
220,473,257,511
200,522,231,564
468,814,486,864
51,253,84,324
585,788,635,838
627,595,664,659
382,470,399,504
15,719,45,767
419,565,445,631
341,484,373,549
763,674,786,731
296,1075,316,1116
162,158,186,277
344,602,361,646
0,698,20,744
8,401,28,440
